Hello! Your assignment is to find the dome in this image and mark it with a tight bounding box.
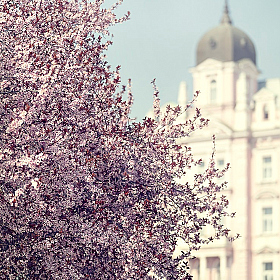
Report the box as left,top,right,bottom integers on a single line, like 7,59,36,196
196,2,256,65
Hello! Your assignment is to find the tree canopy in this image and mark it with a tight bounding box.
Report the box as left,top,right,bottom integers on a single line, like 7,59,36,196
0,0,236,279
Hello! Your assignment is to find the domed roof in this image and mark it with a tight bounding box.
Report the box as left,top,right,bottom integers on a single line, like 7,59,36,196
196,1,256,65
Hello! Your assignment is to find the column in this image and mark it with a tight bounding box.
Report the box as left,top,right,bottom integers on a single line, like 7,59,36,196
220,254,227,280
199,257,207,280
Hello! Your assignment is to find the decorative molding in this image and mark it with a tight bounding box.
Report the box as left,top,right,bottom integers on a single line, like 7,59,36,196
255,191,279,200
255,246,280,255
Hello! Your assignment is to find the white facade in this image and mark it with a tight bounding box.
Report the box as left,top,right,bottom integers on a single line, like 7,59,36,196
176,4,280,280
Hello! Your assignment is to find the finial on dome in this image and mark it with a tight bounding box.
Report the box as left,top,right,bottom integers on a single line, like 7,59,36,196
220,0,232,25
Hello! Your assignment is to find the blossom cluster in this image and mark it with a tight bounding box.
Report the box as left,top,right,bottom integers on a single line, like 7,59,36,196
0,1,236,279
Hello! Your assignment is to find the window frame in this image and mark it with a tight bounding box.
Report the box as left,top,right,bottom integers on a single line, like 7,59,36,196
210,79,217,104
263,105,269,120
263,262,273,280
262,207,273,233
262,156,272,180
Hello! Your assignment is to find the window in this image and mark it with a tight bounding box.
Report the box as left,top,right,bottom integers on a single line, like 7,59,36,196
197,161,205,175
263,105,269,120
262,207,273,232
210,80,217,103
263,262,273,280
262,156,272,179
216,159,225,181
189,258,199,280
217,159,224,168
207,257,220,280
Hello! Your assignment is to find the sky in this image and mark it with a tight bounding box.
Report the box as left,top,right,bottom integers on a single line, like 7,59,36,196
104,0,280,121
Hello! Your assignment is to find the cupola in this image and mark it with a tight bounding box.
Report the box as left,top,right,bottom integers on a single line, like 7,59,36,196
196,0,256,65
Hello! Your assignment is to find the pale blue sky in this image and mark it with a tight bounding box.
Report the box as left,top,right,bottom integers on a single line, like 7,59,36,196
104,0,280,120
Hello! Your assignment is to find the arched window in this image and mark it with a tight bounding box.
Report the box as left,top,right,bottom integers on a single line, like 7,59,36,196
210,80,217,103
263,105,269,120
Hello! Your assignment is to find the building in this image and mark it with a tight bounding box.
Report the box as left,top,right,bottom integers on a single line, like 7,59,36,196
176,1,280,279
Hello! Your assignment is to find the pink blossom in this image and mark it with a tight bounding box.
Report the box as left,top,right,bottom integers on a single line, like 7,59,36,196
0,1,236,279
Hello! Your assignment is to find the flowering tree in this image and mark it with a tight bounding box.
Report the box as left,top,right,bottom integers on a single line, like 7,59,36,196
0,0,237,279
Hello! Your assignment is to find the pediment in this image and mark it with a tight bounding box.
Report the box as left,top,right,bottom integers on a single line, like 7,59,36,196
187,117,233,141
193,58,224,71
254,87,275,101
256,191,279,200
256,246,279,255
238,59,259,74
